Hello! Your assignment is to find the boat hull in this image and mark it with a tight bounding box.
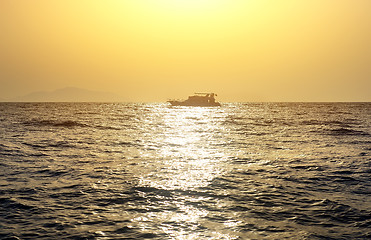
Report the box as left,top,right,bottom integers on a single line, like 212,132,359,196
168,101,221,107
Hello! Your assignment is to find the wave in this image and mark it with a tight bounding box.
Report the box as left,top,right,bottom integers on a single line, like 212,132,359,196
328,128,369,136
132,186,228,201
36,168,69,177
307,198,371,224
24,119,88,128
22,119,125,131
300,119,355,127
95,125,122,130
22,140,75,151
310,127,370,136
0,197,42,213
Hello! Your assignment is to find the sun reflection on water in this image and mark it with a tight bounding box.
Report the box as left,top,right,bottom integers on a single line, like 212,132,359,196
132,105,239,239
139,106,227,190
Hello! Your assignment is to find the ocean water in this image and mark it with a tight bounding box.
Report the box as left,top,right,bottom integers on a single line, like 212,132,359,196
0,102,370,240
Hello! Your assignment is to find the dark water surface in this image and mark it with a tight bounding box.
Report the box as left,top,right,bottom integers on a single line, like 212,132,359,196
0,102,370,239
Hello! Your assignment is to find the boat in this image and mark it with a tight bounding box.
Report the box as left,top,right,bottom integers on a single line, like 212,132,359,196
168,93,221,107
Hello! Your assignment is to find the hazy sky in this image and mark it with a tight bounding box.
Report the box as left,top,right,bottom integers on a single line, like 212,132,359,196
1,0,370,102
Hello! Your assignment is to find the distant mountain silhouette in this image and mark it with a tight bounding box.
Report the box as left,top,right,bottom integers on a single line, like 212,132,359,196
10,87,124,102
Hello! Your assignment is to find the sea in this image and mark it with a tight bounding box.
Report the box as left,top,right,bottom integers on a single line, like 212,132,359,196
0,102,370,240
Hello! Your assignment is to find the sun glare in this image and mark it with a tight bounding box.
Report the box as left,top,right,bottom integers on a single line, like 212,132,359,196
140,0,231,17
154,0,225,10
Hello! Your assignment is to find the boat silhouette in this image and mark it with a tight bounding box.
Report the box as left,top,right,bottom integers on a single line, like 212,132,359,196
168,93,221,107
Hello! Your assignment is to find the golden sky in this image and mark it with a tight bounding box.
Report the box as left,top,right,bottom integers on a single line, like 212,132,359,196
1,0,370,101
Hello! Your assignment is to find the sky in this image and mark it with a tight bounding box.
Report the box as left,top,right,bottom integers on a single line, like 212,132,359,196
0,0,370,102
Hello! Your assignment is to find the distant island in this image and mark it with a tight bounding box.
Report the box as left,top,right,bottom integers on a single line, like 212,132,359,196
3,87,124,102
